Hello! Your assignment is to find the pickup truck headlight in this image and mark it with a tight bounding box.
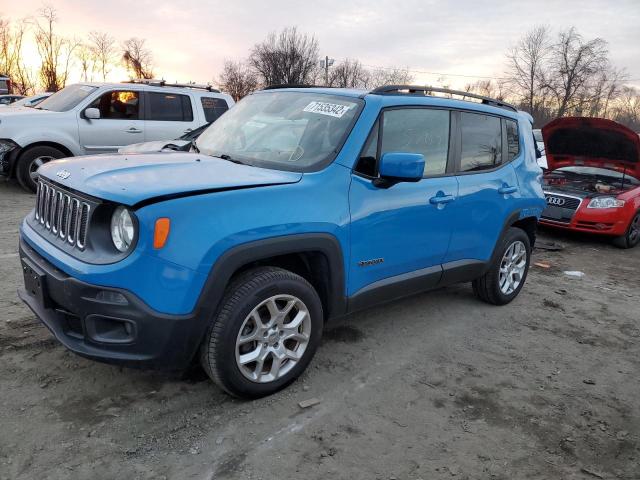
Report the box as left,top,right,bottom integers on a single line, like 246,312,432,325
587,197,625,209
110,206,136,252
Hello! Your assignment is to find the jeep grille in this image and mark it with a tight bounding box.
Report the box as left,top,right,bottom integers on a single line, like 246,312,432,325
34,180,93,249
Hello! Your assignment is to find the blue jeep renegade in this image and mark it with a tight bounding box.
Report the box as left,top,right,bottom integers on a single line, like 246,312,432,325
18,85,545,398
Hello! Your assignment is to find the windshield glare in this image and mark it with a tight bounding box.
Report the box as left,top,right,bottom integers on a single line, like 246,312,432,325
196,91,363,171
36,84,97,112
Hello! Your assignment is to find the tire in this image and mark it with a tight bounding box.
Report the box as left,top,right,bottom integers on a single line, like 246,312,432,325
473,227,531,305
16,146,66,193
199,267,323,399
612,212,640,249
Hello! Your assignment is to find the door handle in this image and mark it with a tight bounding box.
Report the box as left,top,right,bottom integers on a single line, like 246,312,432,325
429,193,455,207
498,185,518,195
126,127,142,134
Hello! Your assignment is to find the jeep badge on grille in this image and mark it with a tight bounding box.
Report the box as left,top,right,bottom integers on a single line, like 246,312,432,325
56,170,71,179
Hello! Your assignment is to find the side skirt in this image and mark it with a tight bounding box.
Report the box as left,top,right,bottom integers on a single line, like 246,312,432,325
346,259,487,314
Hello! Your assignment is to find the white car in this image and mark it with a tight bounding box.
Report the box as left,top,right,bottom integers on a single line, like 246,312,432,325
0,81,234,191
533,128,547,169
5,92,53,108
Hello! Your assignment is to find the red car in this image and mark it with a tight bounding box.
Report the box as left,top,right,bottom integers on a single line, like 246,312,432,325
540,117,640,248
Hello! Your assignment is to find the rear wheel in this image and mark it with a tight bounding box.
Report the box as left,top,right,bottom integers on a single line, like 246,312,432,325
473,227,531,305
16,145,66,192
199,267,323,398
612,212,640,249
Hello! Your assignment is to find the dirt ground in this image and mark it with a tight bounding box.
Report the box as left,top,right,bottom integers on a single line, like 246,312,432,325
0,179,638,480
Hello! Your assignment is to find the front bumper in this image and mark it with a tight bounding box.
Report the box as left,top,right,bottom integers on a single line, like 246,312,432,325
17,238,205,370
540,191,629,236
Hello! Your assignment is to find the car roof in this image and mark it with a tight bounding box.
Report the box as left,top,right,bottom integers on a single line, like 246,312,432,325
75,82,231,97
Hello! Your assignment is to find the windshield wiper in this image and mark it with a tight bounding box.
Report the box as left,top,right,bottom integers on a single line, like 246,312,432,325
215,154,247,165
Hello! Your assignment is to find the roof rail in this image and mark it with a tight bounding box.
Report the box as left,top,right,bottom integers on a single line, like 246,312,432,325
370,85,517,112
262,84,323,90
124,79,221,93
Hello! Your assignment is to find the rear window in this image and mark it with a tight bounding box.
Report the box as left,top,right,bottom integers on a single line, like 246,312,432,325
147,92,193,121
201,97,229,122
459,112,502,172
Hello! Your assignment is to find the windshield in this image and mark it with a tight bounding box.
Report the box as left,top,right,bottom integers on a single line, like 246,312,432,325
36,84,97,112
196,91,363,171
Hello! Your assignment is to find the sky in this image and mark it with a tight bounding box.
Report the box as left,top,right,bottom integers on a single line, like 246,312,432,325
4,0,640,90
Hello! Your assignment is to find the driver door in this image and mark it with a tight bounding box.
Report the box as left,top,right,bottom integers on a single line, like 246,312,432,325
78,89,145,154
348,108,459,297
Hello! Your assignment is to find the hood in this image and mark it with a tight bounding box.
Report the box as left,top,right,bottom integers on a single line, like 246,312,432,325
0,106,55,117
37,152,303,206
119,140,191,154
542,117,640,177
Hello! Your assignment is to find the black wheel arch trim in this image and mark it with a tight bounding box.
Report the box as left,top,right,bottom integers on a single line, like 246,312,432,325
192,232,347,325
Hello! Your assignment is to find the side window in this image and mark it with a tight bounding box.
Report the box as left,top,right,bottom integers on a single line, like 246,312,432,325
459,112,502,172
505,119,520,161
88,90,140,120
147,92,193,121
201,97,229,122
380,109,450,177
355,121,379,177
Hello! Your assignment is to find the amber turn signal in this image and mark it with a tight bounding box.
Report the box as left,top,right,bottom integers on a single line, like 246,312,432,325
153,218,170,249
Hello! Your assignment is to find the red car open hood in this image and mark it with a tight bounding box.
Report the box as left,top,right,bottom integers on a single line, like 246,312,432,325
542,117,640,177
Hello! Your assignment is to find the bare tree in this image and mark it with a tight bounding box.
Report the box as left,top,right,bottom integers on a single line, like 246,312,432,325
328,58,368,88
505,25,552,115
546,27,609,117
0,17,36,94
34,6,78,92
464,79,508,101
218,60,258,101
75,43,94,81
364,67,414,88
611,86,640,131
89,31,115,81
122,37,154,79
249,27,319,86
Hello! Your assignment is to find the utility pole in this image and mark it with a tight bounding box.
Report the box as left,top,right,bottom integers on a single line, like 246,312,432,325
320,56,335,86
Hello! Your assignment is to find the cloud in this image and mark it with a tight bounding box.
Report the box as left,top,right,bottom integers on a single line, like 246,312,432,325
3,0,639,88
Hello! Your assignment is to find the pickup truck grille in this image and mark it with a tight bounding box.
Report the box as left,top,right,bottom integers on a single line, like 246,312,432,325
34,180,92,249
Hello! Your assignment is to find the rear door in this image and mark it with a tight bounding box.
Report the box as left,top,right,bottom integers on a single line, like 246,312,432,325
78,89,144,154
443,111,520,265
143,91,200,141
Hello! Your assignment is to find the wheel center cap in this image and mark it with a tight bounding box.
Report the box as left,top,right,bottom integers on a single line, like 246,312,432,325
268,331,279,344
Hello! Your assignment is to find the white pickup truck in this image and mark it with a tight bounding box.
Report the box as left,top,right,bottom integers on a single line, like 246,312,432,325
0,81,234,191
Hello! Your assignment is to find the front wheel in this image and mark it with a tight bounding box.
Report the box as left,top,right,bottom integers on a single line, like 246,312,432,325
473,227,531,305
199,267,323,398
16,145,66,192
612,212,640,249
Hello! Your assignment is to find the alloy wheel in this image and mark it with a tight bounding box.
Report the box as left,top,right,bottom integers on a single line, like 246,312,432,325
29,156,54,182
499,240,527,295
235,294,311,383
629,214,640,245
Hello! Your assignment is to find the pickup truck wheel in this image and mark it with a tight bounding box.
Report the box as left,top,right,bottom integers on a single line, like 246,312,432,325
16,146,66,193
472,227,531,305
612,212,640,249
200,267,323,398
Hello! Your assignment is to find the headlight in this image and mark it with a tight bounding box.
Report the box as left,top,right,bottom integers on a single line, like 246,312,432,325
110,206,136,252
587,197,625,209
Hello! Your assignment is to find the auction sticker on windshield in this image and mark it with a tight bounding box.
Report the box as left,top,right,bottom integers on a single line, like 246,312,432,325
303,101,352,118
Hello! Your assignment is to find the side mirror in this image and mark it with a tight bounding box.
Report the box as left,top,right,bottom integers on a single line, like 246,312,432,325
374,152,425,188
85,107,101,120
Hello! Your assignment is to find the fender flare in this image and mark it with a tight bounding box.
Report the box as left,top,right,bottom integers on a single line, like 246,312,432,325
486,209,538,271
187,233,347,350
